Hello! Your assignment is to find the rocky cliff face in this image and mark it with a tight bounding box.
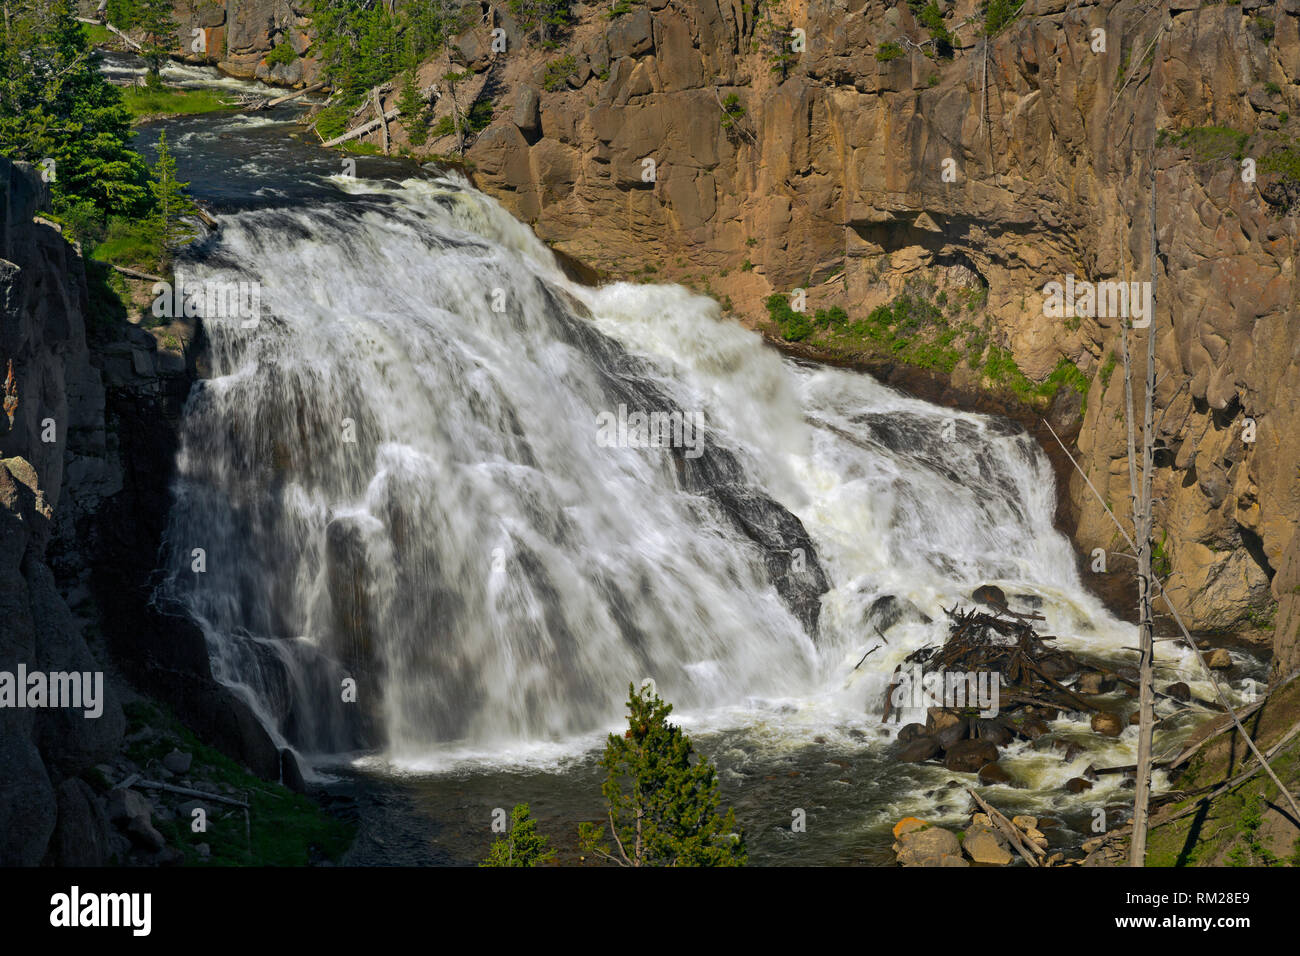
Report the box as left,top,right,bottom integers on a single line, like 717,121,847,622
0,157,282,864
451,0,1300,672
80,0,321,86
0,158,125,864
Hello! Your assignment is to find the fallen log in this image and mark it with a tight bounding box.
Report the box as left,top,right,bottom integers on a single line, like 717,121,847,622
100,19,142,51
266,81,327,108
320,107,400,148
966,788,1042,866
102,262,165,283
132,778,249,809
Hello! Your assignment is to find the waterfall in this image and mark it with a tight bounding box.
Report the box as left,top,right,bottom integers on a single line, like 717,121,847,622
159,172,1165,771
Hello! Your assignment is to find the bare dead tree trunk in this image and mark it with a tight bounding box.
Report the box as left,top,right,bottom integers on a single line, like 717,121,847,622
373,86,389,154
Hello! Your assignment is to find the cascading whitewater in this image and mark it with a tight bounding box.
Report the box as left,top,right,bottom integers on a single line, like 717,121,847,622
159,173,1164,769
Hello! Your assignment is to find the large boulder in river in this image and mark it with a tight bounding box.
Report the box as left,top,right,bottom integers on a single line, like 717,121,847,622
977,762,1014,786
972,584,1007,610
1206,648,1233,669
971,717,1013,746
898,722,928,743
935,717,969,750
896,736,941,763
1165,681,1192,702
943,738,999,773
926,708,964,735
1091,712,1124,737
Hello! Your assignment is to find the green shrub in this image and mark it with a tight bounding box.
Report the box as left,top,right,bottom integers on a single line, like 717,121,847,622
765,293,813,341
265,40,297,67
719,91,746,129
542,54,576,91
983,0,1025,35
875,41,904,62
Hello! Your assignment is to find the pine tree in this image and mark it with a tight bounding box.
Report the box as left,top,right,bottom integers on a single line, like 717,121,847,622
480,804,555,867
149,131,197,257
397,69,428,146
0,0,151,231
578,684,746,867
136,0,175,79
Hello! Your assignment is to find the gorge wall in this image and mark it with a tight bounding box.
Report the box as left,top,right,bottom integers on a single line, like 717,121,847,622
451,0,1299,671
0,157,280,864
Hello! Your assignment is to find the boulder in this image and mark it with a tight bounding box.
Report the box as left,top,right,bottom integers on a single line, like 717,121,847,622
1206,648,1233,669
1016,716,1049,739
977,762,1014,785
897,722,928,743
280,747,308,793
972,584,1007,609
896,736,941,763
512,85,541,140
977,764,1013,785
895,825,961,866
162,749,193,774
49,778,112,866
106,787,153,826
1065,777,1094,794
1165,681,1191,702
126,815,166,852
925,708,963,735
962,825,1012,864
972,717,1013,746
1091,712,1124,737
935,717,969,750
943,738,999,773
892,816,928,839
1076,670,1115,695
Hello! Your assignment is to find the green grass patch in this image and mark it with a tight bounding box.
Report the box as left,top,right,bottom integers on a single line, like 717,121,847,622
1168,125,1249,162
121,85,234,122
79,21,117,47
92,217,163,272
1260,143,1300,183
122,700,354,866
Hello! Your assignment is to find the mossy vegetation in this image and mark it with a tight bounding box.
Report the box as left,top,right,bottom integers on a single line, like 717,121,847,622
119,84,233,121
1162,125,1249,162
121,700,354,866
763,282,1088,409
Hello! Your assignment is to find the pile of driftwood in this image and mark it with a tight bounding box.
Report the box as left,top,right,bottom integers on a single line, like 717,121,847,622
891,605,1127,717
882,604,1153,790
